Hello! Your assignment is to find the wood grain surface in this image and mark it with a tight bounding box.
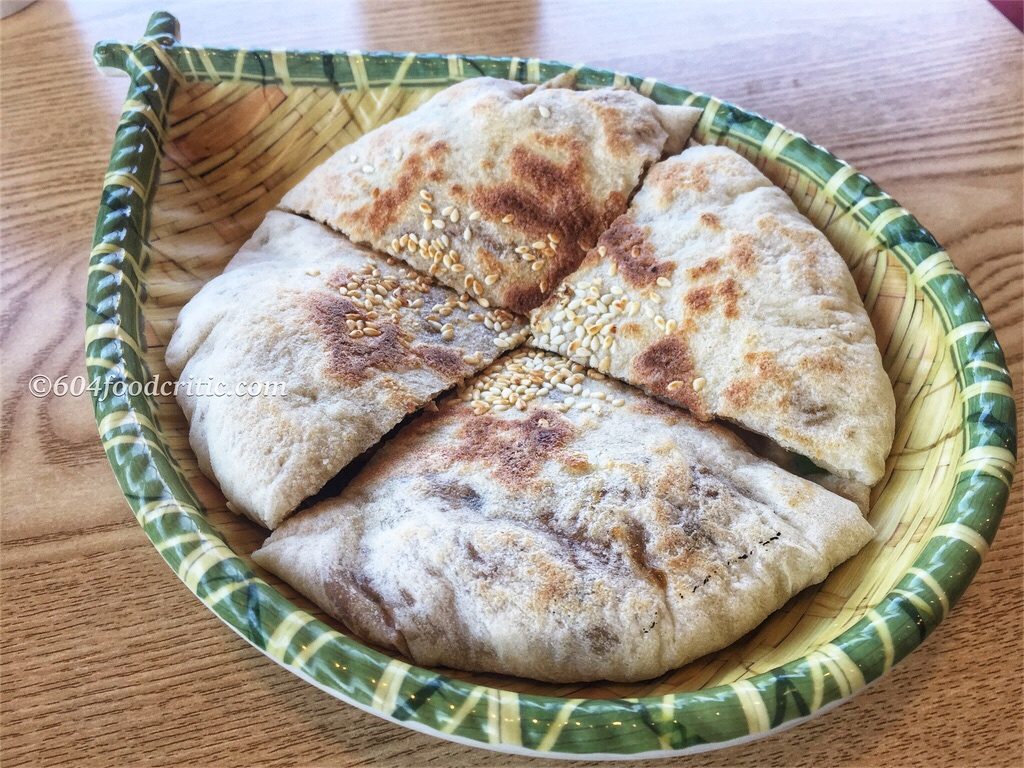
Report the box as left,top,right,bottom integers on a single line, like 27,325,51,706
1,1,1021,765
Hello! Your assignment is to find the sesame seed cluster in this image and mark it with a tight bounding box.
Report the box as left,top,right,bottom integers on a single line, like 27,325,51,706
371,186,564,303
531,253,704,393
380,187,495,306
318,251,528,354
512,230,561,293
459,349,627,416
323,259,431,339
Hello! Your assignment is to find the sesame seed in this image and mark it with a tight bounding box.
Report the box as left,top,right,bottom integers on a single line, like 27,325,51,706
463,227,472,241
349,329,364,338
666,380,684,392
419,190,433,201
432,218,444,229
656,276,672,288
469,211,482,221
363,327,381,337
502,214,515,224
538,105,551,118
441,329,455,341
305,269,320,276
692,377,706,392
450,208,460,222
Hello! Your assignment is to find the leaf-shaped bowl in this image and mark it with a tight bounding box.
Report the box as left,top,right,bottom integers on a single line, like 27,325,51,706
87,11,1016,759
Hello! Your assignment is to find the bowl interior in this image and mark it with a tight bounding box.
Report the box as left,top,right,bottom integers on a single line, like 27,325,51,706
142,78,960,701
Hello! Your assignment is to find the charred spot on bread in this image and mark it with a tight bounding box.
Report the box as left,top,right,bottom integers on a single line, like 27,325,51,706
728,233,756,272
600,216,675,288
412,343,467,379
698,211,721,230
448,408,574,486
620,518,667,590
426,479,483,511
652,158,710,196
684,277,742,318
503,284,545,315
686,256,722,280
633,336,710,418
718,277,741,318
685,285,714,314
469,142,611,305
309,293,412,382
346,139,451,237
349,152,425,237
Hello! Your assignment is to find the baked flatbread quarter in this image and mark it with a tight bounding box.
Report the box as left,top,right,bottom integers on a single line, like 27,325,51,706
280,75,702,313
166,211,526,529
254,349,874,682
531,145,895,485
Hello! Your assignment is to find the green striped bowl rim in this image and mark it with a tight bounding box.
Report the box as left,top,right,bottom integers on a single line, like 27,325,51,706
87,11,1016,758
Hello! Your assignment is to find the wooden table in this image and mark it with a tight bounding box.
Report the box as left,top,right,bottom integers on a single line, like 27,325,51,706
1,1,1021,765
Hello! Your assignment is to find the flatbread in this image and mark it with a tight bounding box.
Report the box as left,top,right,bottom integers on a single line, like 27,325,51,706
254,349,874,682
279,75,702,314
530,145,895,485
166,211,526,529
